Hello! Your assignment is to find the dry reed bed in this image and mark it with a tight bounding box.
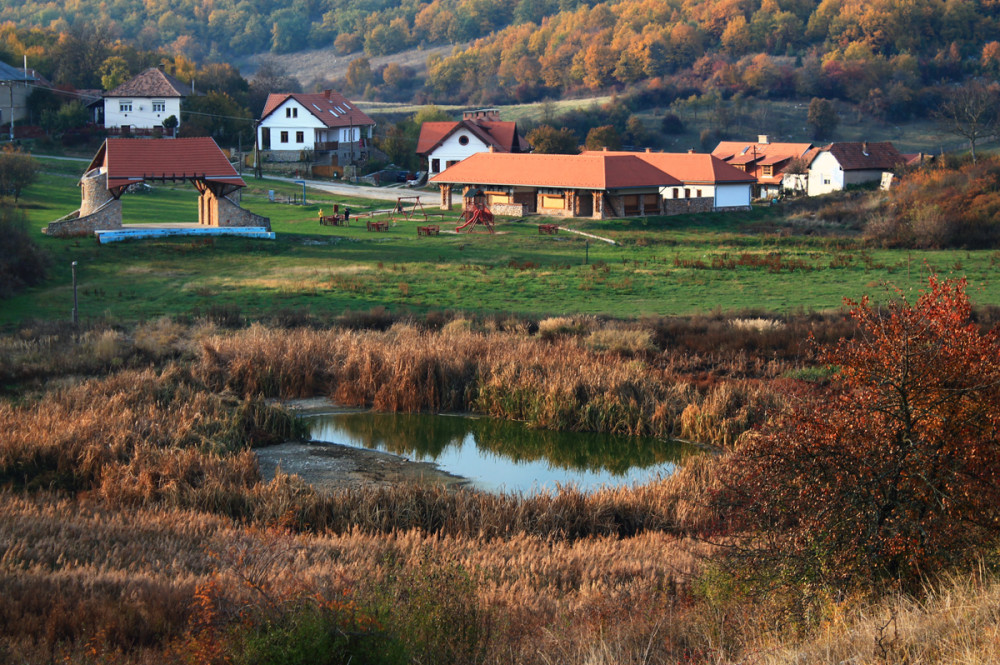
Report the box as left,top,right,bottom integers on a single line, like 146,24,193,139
0,491,712,664
196,324,783,446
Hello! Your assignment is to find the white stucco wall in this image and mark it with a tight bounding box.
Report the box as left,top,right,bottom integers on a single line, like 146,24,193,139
427,132,491,173
0,82,31,125
104,97,182,130
258,99,326,150
714,183,751,208
807,151,845,196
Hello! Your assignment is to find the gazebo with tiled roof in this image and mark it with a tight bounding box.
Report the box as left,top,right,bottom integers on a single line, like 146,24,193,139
44,138,270,237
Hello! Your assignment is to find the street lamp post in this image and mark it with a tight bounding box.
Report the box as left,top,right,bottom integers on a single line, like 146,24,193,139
71,261,78,328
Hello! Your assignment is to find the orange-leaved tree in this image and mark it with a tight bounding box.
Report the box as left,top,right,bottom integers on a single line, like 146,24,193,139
713,276,1000,591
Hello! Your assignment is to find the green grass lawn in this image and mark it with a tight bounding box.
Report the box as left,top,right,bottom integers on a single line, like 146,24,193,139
4,168,999,327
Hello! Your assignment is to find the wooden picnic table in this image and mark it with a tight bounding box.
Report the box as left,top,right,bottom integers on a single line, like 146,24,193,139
417,225,440,236
538,223,559,234
319,215,347,226
366,220,389,232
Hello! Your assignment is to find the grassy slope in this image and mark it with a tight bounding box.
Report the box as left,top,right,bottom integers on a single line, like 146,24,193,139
5,159,999,327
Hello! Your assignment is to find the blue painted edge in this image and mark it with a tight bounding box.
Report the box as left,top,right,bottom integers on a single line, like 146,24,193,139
94,227,276,244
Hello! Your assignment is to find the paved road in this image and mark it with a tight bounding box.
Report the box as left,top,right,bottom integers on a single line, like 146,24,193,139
265,174,439,204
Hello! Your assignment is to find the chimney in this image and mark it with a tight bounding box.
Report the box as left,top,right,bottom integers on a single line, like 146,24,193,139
758,135,769,144
488,145,495,153
645,147,652,153
862,142,869,156
688,148,695,153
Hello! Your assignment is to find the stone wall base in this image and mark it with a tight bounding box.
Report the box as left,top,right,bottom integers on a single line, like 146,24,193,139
663,197,714,215
44,200,123,237
491,202,525,216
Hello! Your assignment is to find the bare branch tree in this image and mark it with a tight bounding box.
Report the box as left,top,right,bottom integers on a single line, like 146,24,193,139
935,81,1000,163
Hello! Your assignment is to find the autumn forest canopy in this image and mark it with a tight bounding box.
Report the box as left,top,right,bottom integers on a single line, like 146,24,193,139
3,0,1000,110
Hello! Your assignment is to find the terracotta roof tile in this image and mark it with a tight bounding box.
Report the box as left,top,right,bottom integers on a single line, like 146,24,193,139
260,90,375,129
589,151,757,184
105,68,190,98
430,152,681,189
87,138,244,190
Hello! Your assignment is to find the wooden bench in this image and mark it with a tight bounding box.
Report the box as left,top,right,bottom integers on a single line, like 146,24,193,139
538,223,559,234
417,225,440,236
366,220,389,232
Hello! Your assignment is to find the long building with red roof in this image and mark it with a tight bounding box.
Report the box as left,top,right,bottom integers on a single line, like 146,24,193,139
430,149,754,219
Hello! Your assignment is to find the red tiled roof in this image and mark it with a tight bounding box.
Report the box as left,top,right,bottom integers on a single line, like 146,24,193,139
417,119,526,155
86,138,244,190
713,141,813,161
260,90,374,129
430,152,680,189
816,142,906,170
105,68,190,98
589,151,757,184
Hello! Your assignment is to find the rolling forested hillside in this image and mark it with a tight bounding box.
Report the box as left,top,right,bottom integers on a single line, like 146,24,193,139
3,0,1000,117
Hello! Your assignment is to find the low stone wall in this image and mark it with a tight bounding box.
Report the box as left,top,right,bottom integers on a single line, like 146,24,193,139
216,195,271,230
44,200,123,237
491,202,525,217
663,197,714,216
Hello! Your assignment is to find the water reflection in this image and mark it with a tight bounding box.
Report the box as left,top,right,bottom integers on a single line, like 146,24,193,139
307,412,697,493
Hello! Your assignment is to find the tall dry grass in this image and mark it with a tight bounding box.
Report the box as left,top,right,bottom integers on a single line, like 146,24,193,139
195,323,785,446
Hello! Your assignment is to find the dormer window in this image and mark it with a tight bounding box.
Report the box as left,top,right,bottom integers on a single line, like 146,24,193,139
762,165,773,177
119,101,132,113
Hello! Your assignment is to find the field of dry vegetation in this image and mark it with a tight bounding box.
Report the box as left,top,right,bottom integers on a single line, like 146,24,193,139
2,309,999,664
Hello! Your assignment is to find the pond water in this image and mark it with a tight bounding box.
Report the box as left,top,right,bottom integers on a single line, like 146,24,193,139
306,411,697,494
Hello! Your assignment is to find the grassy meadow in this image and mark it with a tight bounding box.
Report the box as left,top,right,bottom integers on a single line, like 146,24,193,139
5,158,1000,327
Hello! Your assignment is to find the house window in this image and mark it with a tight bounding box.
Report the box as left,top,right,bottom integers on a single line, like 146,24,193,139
152,100,165,113
119,101,132,113
280,131,289,143
296,131,304,143
285,107,298,118
431,158,440,173
458,135,470,146
823,176,831,185
684,188,691,198
673,189,679,199
762,165,773,177
696,189,702,198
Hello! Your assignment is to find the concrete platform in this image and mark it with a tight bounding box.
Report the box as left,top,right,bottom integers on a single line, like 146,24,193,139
94,225,275,244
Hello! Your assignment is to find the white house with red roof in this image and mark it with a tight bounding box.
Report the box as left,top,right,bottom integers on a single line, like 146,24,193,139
103,68,191,136
429,150,753,219
257,90,375,166
417,109,530,175
806,142,906,196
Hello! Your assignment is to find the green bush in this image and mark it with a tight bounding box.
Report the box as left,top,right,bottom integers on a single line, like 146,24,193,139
0,206,49,299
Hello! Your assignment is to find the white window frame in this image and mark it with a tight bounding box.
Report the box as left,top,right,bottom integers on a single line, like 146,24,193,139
152,100,165,113
119,100,132,113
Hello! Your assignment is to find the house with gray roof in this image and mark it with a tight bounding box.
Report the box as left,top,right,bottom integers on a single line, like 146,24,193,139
0,60,39,134
103,67,193,137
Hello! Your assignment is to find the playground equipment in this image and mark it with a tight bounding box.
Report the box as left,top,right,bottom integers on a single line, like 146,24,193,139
456,189,495,234
390,196,428,223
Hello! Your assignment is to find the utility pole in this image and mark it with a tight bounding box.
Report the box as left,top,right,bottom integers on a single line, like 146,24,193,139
253,119,262,179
